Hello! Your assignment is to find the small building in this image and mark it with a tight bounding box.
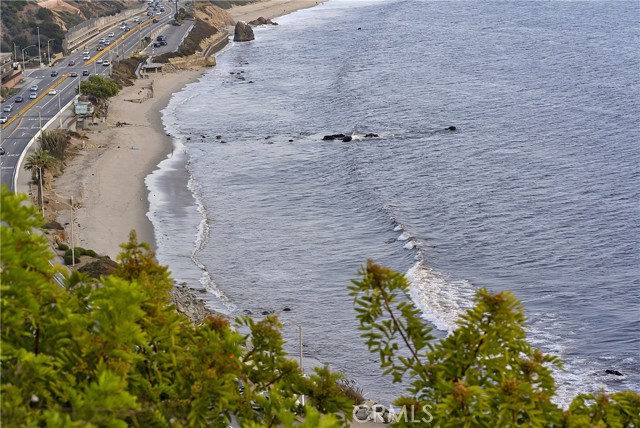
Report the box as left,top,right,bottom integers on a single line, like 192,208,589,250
74,99,94,116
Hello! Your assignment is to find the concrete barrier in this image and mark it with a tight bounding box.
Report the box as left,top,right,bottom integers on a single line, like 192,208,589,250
63,5,147,54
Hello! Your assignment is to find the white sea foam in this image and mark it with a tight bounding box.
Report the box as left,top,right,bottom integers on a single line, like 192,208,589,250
186,163,237,313
403,240,417,250
406,260,475,333
393,224,403,232
397,231,412,241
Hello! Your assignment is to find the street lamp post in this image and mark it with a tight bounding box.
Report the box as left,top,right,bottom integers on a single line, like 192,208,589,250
70,196,75,267
55,196,76,266
21,44,36,75
58,92,62,128
37,27,42,68
46,39,55,66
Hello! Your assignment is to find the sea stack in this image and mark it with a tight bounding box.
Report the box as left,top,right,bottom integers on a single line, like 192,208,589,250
234,21,255,42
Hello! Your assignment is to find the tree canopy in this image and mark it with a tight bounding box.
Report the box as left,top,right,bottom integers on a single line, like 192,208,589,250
79,74,120,100
1,186,638,427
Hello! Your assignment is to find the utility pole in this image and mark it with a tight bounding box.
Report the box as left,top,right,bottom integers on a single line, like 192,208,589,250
58,92,62,128
37,27,42,67
46,39,53,66
70,196,75,267
299,324,305,407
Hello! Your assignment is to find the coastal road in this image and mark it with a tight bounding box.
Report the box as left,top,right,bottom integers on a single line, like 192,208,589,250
0,1,182,192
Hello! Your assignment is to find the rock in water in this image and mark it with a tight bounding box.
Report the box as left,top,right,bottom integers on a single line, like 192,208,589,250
234,21,255,42
605,369,623,376
248,16,277,26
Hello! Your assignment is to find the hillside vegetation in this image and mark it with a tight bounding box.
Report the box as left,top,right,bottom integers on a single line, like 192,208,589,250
1,0,136,59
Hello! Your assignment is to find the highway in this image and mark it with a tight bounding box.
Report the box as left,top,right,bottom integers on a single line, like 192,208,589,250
0,1,187,192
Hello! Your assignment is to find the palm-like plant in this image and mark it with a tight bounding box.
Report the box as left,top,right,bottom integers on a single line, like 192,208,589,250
24,149,56,211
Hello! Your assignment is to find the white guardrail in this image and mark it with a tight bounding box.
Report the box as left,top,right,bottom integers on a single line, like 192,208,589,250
13,96,78,192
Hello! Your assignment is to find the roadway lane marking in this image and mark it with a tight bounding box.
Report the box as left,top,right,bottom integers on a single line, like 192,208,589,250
1,74,69,130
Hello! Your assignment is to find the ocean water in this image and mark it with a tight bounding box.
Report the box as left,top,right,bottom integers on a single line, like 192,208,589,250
147,0,640,406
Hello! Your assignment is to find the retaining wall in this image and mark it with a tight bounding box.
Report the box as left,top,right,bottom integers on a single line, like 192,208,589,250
63,5,147,54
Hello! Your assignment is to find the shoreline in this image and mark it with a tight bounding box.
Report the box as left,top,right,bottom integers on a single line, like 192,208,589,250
51,0,329,261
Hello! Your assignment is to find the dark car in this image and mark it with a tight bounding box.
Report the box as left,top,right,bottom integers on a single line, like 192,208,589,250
14,96,23,103
152,18,159,23
51,70,59,77
70,71,78,77
156,35,166,41
68,60,75,66
160,40,167,46
82,70,90,76
0,147,6,156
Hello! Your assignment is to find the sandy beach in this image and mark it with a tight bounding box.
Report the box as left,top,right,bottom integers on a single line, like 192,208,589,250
51,0,327,260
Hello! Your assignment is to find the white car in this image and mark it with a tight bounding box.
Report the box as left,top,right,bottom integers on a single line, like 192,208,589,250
30,92,37,99
133,17,140,22
0,116,8,124
83,54,91,60
102,60,111,66
30,84,38,91
108,32,115,37
48,89,58,95
96,58,103,64
82,50,90,55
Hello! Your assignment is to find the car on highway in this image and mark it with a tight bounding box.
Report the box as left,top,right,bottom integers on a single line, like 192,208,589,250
103,60,111,66
83,70,90,76
133,17,140,22
48,89,58,95
83,54,91,60
104,39,111,45
96,46,104,51
108,32,115,37
70,71,78,77
0,116,8,124
3,105,12,112
30,84,38,91
51,70,59,77
68,60,75,66
153,18,159,23
0,147,6,156
147,11,153,16
155,11,161,14
30,92,37,99
14,96,23,103
83,50,90,55
96,58,103,64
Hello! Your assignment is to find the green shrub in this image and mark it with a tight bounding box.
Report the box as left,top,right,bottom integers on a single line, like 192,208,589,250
63,254,80,265
58,243,69,251
85,249,98,258
65,247,86,257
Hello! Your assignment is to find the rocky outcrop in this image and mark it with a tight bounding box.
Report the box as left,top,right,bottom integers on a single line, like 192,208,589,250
352,401,391,423
234,21,255,42
248,16,278,26
170,282,217,324
192,4,235,29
